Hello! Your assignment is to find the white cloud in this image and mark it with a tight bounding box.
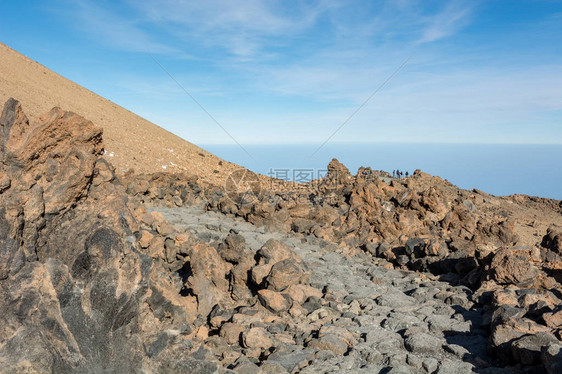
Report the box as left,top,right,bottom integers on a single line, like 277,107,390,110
418,1,475,43
54,1,477,58
53,0,179,54
127,0,332,58
178,63,562,144
43,0,562,145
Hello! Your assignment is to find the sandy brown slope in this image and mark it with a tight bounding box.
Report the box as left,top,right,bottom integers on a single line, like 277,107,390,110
0,42,242,185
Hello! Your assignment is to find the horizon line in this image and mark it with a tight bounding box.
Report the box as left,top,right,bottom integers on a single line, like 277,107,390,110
198,141,562,146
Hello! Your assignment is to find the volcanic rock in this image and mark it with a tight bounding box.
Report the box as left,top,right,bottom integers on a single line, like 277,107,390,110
3,97,562,373
242,327,274,350
220,323,245,345
488,247,539,286
542,344,562,374
266,259,308,291
542,226,562,255
308,334,348,356
511,332,559,365
258,289,291,313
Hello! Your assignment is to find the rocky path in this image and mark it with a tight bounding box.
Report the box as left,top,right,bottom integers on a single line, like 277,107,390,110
152,205,517,373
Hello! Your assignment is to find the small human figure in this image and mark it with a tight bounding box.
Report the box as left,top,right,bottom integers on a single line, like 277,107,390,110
392,170,396,178
405,171,409,178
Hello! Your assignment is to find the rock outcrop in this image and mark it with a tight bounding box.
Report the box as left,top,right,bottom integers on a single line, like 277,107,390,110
0,100,228,372
2,98,562,373
0,99,155,372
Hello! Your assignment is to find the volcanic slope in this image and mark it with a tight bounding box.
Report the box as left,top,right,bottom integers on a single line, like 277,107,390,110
0,42,240,185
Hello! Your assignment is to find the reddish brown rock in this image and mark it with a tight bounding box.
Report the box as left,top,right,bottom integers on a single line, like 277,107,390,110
258,289,291,313
489,248,539,286
185,243,229,317
543,310,562,329
139,230,154,249
218,232,247,263
242,327,273,350
0,100,208,372
257,239,295,265
284,284,323,305
266,259,308,291
251,239,301,286
220,323,245,345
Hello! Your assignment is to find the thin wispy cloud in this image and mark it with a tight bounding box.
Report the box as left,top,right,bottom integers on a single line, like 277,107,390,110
59,0,476,59
52,0,177,55
29,0,562,145
418,1,475,43
127,0,332,58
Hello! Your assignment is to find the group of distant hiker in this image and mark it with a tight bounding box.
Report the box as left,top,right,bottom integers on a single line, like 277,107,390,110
393,170,408,179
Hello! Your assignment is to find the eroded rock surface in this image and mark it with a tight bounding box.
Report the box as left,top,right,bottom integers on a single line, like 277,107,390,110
154,204,508,373
0,100,221,372
2,99,562,373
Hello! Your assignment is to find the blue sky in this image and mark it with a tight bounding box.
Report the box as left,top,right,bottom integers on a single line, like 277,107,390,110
1,0,561,145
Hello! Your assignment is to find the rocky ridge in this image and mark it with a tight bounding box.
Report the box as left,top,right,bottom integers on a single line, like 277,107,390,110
1,99,562,373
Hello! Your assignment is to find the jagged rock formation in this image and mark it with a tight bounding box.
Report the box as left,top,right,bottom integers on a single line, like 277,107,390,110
202,159,562,371
0,99,228,373
2,98,562,373
125,156,562,372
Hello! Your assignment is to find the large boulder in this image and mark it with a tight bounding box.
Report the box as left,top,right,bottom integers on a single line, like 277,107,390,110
318,158,353,195
488,248,539,286
0,100,208,372
218,233,255,301
488,303,553,364
251,239,301,286
265,258,308,291
185,243,229,317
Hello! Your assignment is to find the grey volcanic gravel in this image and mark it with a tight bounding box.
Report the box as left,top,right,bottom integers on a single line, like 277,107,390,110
153,205,518,373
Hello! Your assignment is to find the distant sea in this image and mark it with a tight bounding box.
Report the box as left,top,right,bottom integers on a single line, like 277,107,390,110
201,143,562,200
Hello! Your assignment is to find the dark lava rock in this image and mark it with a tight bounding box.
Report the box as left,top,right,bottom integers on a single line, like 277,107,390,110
542,226,562,255
511,332,559,366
